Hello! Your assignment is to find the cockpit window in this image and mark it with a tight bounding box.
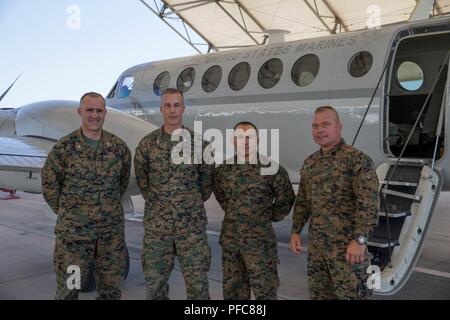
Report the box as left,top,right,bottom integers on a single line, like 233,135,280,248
107,81,118,99
153,71,170,96
348,51,373,78
117,76,134,98
177,67,195,93
291,54,319,87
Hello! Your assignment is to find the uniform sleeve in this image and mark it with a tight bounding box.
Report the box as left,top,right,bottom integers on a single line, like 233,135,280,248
352,154,379,238
291,164,310,234
41,148,65,215
198,140,214,202
134,141,150,201
213,166,226,211
120,145,132,197
271,165,295,222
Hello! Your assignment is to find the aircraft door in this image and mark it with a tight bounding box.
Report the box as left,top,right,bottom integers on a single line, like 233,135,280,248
386,33,450,159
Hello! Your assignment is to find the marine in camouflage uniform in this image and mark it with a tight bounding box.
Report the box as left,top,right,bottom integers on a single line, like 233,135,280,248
291,107,379,300
134,126,213,300
42,93,131,300
214,152,295,300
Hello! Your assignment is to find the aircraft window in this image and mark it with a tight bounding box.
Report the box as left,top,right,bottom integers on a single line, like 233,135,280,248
107,81,118,98
258,58,283,89
117,76,134,98
228,62,251,91
177,67,195,93
202,65,222,93
396,61,424,91
291,54,319,87
153,71,170,96
348,51,373,77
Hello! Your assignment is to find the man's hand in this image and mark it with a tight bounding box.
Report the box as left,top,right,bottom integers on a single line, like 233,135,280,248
290,233,303,254
346,240,366,265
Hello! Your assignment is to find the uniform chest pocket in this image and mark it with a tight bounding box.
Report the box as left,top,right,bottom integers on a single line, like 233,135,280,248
175,162,196,172
236,176,270,194
100,155,122,177
147,160,171,185
322,166,353,195
66,156,94,180
147,164,160,186
150,146,172,165
236,176,256,186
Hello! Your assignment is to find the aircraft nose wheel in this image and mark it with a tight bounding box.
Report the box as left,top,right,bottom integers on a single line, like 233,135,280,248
80,244,130,293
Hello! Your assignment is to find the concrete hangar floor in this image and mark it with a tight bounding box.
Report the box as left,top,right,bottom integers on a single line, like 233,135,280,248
0,191,450,299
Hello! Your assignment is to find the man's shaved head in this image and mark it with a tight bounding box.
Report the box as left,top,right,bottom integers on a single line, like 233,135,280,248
314,106,340,122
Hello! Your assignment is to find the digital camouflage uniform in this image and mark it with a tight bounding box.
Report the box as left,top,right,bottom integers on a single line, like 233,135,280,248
42,128,131,300
292,139,379,300
214,155,295,300
134,127,214,300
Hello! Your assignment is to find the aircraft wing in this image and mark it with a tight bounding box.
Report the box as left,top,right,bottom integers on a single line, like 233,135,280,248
0,136,52,171
0,136,54,193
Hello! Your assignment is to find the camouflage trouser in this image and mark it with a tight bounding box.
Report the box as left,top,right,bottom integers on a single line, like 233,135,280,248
307,243,372,300
141,230,211,300
53,234,126,300
222,244,279,300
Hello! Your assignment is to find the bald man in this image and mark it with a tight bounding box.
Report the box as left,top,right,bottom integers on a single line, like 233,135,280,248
290,106,379,300
42,92,131,300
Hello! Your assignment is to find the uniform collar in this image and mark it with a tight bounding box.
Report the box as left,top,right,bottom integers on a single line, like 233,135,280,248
319,138,346,158
75,128,113,153
233,152,267,166
156,125,192,145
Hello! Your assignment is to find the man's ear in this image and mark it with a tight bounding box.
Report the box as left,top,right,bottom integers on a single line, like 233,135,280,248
339,122,343,130
77,107,82,116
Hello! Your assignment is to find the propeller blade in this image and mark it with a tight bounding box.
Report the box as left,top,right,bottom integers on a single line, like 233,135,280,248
0,74,22,103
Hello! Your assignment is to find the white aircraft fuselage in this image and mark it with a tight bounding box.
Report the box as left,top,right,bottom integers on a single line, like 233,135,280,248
103,16,450,295
0,14,449,296
0,101,157,196
107,16,450,189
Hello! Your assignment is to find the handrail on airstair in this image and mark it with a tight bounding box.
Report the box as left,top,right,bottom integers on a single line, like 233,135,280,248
381,50,449,265
430,64,448,176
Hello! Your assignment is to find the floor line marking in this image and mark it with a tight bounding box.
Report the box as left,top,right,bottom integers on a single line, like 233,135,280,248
414,267,450,279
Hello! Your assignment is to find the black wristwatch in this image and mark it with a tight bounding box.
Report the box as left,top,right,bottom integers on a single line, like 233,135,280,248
357,236,368,245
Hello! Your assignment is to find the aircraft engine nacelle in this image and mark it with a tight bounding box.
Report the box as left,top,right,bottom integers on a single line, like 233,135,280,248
0,100,158,197
15,101,82,140
0,109,16,136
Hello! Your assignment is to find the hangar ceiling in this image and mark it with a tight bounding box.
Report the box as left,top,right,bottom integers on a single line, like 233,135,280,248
140,0,450,52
